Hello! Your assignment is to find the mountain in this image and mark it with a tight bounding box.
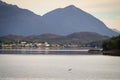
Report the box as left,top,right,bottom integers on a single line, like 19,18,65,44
0,1,119,37
0,32,109,44
42,5,119,37
0,1,46,36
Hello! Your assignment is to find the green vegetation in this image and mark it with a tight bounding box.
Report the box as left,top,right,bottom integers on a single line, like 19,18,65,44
0,39,15,44
102,35,120,50
102,35,120,56
87,40,103,48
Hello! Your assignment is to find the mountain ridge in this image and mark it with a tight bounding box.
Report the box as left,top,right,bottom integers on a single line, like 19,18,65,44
0,0,119,37
0,0,45,36
0,32,109,44
42,5,119,37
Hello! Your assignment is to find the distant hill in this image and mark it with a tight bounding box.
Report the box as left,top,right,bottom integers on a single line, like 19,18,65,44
0,1,119,37
27,33,62,39
66,32,108,42
0,32,109,44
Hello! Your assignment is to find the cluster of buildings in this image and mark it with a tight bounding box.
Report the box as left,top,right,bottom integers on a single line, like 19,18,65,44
0,41,62,49
0,40,84,49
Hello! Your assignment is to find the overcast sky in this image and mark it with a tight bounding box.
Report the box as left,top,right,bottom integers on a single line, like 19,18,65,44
3,0,120,30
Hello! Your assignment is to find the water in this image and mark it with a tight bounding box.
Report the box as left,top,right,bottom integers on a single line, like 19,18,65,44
0,49,120,80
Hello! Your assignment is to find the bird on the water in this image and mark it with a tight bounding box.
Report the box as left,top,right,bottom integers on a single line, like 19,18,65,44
68,68,72,71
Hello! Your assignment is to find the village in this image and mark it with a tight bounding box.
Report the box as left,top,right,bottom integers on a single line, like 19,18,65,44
0,41,80,49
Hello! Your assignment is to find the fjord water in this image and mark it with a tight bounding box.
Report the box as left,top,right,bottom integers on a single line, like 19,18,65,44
0,50,120,80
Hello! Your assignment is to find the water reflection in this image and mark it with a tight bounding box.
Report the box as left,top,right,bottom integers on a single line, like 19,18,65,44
0,48,102,55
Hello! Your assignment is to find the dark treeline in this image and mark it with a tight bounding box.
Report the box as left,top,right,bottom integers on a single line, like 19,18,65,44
102,35,120,50
102,35,120,56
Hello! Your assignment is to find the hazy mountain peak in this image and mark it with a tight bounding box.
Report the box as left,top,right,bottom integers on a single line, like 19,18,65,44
64,5,82,12
65,5,76,8
0,1,43,36
42,5,119,37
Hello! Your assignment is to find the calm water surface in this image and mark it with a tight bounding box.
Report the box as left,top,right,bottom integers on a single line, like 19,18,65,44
0,49,120,80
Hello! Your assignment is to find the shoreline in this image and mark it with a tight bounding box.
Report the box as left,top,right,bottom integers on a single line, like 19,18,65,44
102,49,120,56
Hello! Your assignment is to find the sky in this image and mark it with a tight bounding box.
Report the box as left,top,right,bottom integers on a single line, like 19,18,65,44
2,0,120,31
